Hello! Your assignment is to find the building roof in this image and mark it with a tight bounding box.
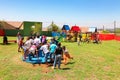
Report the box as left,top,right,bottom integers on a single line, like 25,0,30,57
0,21,16,29
42,27,48,31
71,26,81,32
0,21,22,30
80,27,89,33
62,25,70,30
7,21,22,29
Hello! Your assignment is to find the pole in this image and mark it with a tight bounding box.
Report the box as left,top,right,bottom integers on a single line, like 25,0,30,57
103,25,105,31
114,21,116,34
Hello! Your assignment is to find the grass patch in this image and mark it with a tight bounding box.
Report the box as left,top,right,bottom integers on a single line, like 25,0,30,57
0,37,120,80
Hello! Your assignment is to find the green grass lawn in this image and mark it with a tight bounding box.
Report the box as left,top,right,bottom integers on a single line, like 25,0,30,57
0,37,120,80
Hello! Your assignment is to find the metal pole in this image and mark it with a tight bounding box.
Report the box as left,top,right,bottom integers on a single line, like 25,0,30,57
114,21,116,34
103,25,105,31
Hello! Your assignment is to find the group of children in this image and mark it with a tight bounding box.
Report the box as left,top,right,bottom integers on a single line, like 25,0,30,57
17,34,73,69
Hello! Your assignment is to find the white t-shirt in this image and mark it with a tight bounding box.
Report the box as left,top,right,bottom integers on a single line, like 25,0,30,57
29,39,34,44
24,40,32,49
29,45,37,54
40,44,49,54
63,49,68,54
34,38,41,46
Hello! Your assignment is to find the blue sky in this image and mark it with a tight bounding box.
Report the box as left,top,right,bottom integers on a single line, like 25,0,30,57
0,0,120,28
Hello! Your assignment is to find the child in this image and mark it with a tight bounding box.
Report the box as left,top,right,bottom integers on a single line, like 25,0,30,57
62,46,73,64
52,43,63,69
18,37,24,52
29,43,38,58
3,35,8,45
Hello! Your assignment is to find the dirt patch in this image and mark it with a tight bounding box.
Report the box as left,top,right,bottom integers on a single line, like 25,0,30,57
115,56,120,64
11,54,37,69
93,56,105,63
0,78,3,80
85,74,98,80
11,54,54,73
11,54,71,76
103,66,111,72
54,74,66,80
40,64,53,74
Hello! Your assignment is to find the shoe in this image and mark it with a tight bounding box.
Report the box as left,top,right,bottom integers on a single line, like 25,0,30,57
18,50,21,52
64,63,67,65
52,66,55,69
23,59,26,61
58,68,61,69
70,57,73,59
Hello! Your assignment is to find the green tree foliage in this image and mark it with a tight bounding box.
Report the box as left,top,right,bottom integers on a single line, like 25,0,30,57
101,30,110,33
115,28,120,33
48,21,60,32
115,28,120,35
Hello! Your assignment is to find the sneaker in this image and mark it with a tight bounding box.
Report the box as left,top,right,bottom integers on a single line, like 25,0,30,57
52,66,55,69
58,67,61,69
70,57,73,59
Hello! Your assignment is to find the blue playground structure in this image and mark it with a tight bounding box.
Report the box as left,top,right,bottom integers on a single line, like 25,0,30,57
21,50,52,64
52,31,67,42
62,25,70,30
51,25,70,42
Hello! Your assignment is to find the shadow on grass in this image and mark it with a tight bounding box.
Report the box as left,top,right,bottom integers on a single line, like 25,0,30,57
62,68,70,70
0,43,16,45
66,62,75,65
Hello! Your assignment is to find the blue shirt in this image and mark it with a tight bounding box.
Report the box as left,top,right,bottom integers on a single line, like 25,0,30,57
50,44,57,53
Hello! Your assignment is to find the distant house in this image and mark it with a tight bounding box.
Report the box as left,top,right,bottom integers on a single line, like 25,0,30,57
80,27,89,33
88,27,97,32
19,21,42,36
0,21,20,30
0,21,22,36
6,21,22,29
0,21,42,36
42,27,48,31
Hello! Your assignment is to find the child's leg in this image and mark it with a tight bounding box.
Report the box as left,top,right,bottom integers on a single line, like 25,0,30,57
58,56,62,69
24,49,29,60
63,54,67,64
66,53,73,59
18,45,21,52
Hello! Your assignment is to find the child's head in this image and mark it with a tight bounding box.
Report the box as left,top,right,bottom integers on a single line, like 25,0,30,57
20,37,24,40
62,46,66,50
57,43,61,47
21,37,24,40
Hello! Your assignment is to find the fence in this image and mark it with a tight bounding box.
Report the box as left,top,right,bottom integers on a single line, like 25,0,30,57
99,33,120,41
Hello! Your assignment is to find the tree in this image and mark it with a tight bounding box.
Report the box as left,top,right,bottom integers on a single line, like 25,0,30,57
101,30,110,33
115,28,120,35
115,28,120,33
48,21,60,32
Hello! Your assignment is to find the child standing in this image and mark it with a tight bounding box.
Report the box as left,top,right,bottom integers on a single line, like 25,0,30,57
52,43,63,69
18,37,24,52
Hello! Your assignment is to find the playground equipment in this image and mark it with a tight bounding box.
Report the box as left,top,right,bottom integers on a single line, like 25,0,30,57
21,49,51,64
81,32,92,43
69,25,81,42
51,31,67,42
92,32,101,44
